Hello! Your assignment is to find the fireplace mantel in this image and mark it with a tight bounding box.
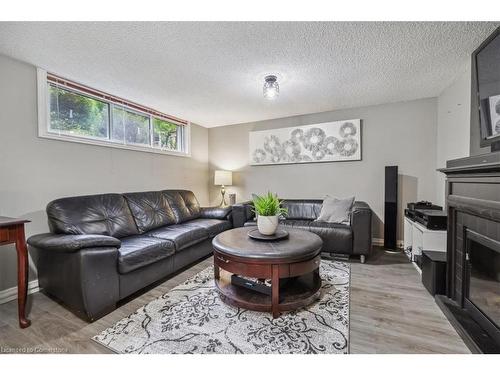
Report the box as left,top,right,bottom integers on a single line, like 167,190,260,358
439,155,500,353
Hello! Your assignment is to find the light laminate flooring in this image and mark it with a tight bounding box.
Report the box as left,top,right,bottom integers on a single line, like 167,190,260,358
0,248,470,354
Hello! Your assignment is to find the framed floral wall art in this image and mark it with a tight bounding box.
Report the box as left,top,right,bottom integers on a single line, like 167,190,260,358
249,119,361,165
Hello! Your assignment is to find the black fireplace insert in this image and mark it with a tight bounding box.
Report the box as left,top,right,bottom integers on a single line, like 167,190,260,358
465,229,500,346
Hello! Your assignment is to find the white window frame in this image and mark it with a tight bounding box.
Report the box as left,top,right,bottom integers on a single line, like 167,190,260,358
37,68,191,157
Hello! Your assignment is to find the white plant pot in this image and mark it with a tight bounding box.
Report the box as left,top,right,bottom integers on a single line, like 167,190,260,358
257,215,279,235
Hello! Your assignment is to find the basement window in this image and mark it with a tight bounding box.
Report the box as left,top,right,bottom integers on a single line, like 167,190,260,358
38,69,190,156
111,106,151,146
49,84,110,140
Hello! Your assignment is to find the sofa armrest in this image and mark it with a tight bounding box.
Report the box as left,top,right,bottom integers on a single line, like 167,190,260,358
351,201,372,256
27,233,121,252
200,206,232,220
36,245,120,321
232,201,254,227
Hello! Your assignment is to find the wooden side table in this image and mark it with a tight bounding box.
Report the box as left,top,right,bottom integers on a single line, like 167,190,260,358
0,216,31,328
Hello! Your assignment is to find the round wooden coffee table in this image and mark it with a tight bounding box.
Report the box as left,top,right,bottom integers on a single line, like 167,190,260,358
212,227,323,318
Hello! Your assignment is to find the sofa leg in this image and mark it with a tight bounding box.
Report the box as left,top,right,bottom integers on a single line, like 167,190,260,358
360,255,366,264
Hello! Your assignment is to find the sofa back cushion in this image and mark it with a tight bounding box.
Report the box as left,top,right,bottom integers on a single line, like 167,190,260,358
47,193,139,238
162,190,201,223
281,200,323,220
124,191,177,233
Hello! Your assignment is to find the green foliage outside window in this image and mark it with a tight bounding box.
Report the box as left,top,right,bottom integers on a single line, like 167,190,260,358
49,85,109,138
153,118,178,150
48,83,182,152
112,106,150,145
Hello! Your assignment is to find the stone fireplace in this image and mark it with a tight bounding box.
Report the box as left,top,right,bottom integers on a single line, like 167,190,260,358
439,154,500,353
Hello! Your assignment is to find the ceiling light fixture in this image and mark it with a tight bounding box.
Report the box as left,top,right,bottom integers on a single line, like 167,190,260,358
263,75,279,100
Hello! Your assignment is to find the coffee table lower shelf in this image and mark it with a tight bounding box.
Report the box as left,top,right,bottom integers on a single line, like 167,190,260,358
212,228,323,318
215,271,321,317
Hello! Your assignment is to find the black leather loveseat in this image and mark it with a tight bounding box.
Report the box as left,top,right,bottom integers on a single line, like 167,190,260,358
27,190,232,321
232,199,372,263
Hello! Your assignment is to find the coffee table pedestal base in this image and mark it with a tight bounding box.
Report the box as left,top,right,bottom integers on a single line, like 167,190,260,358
214,253,321,318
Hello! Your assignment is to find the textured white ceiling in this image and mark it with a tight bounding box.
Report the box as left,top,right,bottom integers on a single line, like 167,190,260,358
0,22,497,127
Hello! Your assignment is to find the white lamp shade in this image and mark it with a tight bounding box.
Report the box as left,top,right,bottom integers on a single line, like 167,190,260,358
214,170,232,186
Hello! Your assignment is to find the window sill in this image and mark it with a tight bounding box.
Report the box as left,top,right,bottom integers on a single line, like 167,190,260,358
38,131,192,158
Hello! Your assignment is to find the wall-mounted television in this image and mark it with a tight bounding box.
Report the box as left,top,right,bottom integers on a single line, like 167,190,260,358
473,27,500,150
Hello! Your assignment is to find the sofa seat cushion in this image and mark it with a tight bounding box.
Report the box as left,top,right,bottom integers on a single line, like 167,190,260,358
280,219,313,228
244,219,352,254
310,226,352,254
284,220,352,254
145,224,208,252
185,218,231,237
118,236,175,274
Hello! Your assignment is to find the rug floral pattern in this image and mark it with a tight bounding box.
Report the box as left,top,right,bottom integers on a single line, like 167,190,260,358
93,260,350,354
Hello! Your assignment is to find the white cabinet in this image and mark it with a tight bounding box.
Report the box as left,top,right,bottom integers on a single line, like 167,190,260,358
404,217,413,251
403,217,446,262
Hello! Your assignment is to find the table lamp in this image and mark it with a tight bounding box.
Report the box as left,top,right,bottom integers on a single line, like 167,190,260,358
214,170,232,207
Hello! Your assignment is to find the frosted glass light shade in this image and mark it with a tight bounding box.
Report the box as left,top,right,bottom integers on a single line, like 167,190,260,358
214,170,232,186
263,75,279,100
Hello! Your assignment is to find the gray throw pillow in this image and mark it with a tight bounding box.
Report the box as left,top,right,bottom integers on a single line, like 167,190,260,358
316,195,355,224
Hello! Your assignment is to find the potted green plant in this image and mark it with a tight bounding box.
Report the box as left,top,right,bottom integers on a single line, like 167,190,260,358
252,192,288,235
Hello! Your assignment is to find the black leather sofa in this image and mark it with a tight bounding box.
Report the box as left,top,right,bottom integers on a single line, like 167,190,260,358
232,199,372,263
27,190,232,321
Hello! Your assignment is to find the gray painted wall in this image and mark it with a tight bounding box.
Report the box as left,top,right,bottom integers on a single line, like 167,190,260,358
435,61,472,207
0,54,209,291
208,98,438,242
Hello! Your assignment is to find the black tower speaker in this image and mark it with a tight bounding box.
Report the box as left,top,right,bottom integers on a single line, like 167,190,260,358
384,166,398,250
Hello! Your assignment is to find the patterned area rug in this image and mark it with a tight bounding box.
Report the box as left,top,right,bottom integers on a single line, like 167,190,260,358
92,260,350,354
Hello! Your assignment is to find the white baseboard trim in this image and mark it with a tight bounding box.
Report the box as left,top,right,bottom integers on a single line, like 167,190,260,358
0,280,39,305
411,261,422,275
